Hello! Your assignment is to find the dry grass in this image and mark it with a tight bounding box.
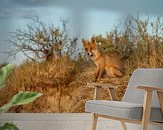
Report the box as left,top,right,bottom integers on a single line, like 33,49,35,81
0,56,76,112
0,56,129,112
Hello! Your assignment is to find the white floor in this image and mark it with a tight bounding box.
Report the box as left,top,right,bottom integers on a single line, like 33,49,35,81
0,113,141,130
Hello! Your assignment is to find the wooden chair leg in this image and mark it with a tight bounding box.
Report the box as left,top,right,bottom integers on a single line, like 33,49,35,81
157,91,163,114
92,114,98,130
141,90,152,130
121,121,127,130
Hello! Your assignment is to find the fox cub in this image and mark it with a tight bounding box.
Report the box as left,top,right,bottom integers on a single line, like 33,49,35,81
82,37,123,81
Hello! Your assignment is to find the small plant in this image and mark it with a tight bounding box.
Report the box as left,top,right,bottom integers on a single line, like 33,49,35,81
0,64,43,130
0,123,19,130
0,64,13,89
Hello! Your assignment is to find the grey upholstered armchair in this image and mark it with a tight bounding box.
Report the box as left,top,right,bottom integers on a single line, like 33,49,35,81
85,69,163,130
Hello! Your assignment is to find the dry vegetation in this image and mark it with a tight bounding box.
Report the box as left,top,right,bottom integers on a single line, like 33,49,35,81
0,56,128,112
96,15,163,74
0,15,162,112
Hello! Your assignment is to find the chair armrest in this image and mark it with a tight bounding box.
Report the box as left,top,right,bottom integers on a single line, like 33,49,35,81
87,82,118,101
137,86,163,117
137,86,163,92
137,86,163,123
87,82,117,90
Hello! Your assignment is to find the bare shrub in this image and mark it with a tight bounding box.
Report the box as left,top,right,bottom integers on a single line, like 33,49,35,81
7,18,79,62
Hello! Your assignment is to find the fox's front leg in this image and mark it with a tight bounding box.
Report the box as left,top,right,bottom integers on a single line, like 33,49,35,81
95,65,104,82
95,67,99,81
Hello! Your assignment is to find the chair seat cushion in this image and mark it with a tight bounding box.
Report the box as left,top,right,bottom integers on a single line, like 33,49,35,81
85,100,163,122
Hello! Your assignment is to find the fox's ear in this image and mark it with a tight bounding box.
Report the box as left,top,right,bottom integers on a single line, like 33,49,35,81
90,37,96,48
90,37,96,45
82,38,87,46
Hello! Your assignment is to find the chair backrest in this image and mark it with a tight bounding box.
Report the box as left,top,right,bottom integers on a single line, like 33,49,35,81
122,68,163,107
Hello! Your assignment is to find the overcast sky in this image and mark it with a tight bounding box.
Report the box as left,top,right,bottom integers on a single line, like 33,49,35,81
0,0,163,64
